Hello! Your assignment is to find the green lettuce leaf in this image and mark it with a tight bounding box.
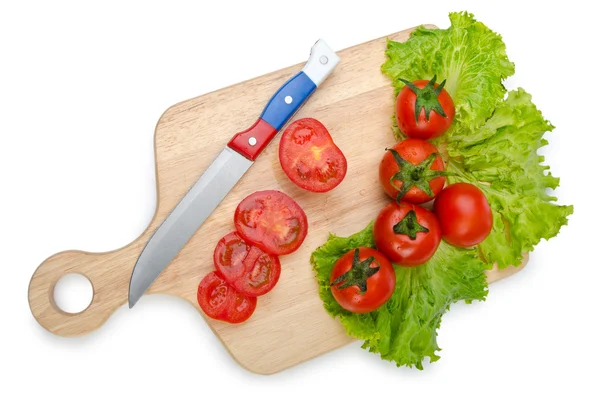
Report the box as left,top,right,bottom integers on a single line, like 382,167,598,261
445,89,574,267
311,224,488,369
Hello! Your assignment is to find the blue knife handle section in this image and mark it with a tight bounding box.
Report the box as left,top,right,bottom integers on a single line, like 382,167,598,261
259,71,317,131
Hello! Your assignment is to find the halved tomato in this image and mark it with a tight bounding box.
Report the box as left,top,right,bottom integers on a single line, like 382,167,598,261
213,231,281,297
234,190,308,255
279,118,347,192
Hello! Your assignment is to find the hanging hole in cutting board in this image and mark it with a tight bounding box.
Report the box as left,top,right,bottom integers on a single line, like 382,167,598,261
52,273,94,314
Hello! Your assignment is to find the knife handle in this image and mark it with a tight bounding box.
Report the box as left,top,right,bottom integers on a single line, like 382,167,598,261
228,39,340,161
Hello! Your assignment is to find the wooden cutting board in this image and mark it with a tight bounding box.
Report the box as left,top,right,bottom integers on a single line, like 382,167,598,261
28,25,526,374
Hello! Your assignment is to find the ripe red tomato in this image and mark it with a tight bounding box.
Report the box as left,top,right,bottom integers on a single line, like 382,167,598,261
379,138,446,204
213,231,281,297
396,75,455,140
433,183,493,247
234,190,308,255
330,247,395,314
374,202,442,266
279,118,347,192
197,271,256,323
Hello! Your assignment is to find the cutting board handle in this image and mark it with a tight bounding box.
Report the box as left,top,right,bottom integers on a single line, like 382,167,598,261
28,244,140,337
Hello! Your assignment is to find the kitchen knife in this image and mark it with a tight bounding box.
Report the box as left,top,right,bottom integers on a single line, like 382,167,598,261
128,39,340,308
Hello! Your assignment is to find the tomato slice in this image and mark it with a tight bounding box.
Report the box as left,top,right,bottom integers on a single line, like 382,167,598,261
279,118,347,192
214,231,281,297
234,190,308,255
196,271,233,321
222,290,257,324
197,271,257,323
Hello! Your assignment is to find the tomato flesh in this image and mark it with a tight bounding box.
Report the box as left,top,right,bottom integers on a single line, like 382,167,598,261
396,78,455,140
379,139,446,204
234,190,308,255
330,247,395,314
214,231,281,297
433,183,493,247
222,290,257,324
374,202,442,266
279,118,347,192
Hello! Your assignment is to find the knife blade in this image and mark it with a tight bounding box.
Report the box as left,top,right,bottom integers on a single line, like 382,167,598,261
128,39,340,308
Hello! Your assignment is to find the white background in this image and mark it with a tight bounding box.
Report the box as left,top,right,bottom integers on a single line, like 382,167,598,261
2,1,598,396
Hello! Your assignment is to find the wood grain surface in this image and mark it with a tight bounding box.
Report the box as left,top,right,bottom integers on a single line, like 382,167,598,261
28,25,526,374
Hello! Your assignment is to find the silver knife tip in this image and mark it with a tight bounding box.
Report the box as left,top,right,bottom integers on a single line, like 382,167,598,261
128,291,139,309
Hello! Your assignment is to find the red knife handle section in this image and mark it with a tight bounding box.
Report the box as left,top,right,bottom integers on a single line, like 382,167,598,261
227,118,278,161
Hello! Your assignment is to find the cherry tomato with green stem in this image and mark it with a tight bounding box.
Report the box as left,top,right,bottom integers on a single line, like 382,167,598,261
396,75,455,140
379,138,446,204
374,202,442,266
330,247,396,314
